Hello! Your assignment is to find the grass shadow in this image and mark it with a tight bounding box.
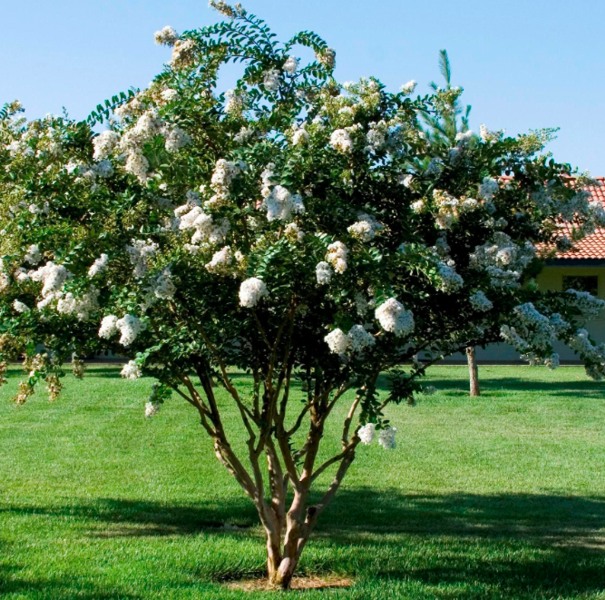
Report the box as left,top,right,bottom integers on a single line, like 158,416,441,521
2,491,605,597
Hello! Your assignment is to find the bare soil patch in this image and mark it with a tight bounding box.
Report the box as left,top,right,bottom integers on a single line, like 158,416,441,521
225,574,353,592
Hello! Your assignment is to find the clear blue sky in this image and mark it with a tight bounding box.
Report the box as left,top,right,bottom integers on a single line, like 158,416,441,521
2,0,604,174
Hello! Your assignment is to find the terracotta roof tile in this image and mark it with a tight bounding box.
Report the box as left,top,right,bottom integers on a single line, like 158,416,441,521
555,177,605,261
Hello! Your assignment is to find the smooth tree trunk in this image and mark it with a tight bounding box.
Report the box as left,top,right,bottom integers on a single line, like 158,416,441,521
466,346,480,397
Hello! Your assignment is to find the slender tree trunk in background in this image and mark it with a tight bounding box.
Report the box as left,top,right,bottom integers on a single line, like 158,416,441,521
466,346,480,397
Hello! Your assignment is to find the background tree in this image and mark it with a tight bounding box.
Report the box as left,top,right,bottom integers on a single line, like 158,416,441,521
1,3,605,589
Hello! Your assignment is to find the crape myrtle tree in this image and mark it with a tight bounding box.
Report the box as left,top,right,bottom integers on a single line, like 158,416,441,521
2,2,605,589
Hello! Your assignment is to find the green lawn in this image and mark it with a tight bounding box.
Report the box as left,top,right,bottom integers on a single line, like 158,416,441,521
0,364,604,599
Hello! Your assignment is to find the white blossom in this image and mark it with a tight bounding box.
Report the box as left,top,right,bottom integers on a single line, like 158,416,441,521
316,48,336,68
315,261,333,285
358,423,376,444
145,401,161,418
127,239,158,278
375,298,415,337
31,262,69,297
324,328,349,354
153,269,176,299
161,88,178,103
121,360,142,380
239,277,267,308
13,299,30,313
347,324,375,353
401,80,417,95
225,89,244,115
330,129,353,153
347,213,382,241
56,288,99,321
263,69,280,92
154,25,179,46
478,177,499,201
170,38,197,69
469,290,493,312
206,246,233,273
378,426,397,449
565,289,605,319
436,263,464,292
92,130,119,161
326,241,348,274
164,125,191,152
116,314,143,346
88,254,109,278
264,185,304,222
292,129,309,146
283,56,299,74
24,244,41,265
99,315,119,339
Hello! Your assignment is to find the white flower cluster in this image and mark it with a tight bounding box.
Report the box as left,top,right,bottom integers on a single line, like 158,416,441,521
24,244,42,265
88,253,109,278
154,25,179,46
365,121,387,152
330,129,353,153
152,269,176,299
239,277,267,308
347,213,382,241
324,324,375,355
401,80,417,95
164,125,191,153
315,261,333,285
225,89,244,115
205,246,233,274
375,298,415,337
478,177,499,201
233,126,254,144
469,290,493,312
170,38,197,69
470,232,535,288
436,263,464,292
98,314,143,346
500,302,558,358
263,69,280,92
208,159,242,208
121,360,142,379
264,185,305,222
357,423,375,444
326,241,348,274
357,423,397,449
378,426,397,449
30,262,69,299
284,222,304,243
92,131,120,161
292,127,309,146
565,289,605,319
56,288,99,321
568,329,605,379
316,47,336,68
127,239,158,278
160,88,178,103
324,328,349,354
176,203,230,248
432,189,460,230
282,56,298,74
347,324,376,352
13,299,30,313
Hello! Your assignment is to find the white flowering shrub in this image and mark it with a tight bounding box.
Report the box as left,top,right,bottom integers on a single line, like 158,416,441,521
1,3,604,589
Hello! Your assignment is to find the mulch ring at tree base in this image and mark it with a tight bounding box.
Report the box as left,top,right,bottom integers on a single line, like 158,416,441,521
224,574,353,592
